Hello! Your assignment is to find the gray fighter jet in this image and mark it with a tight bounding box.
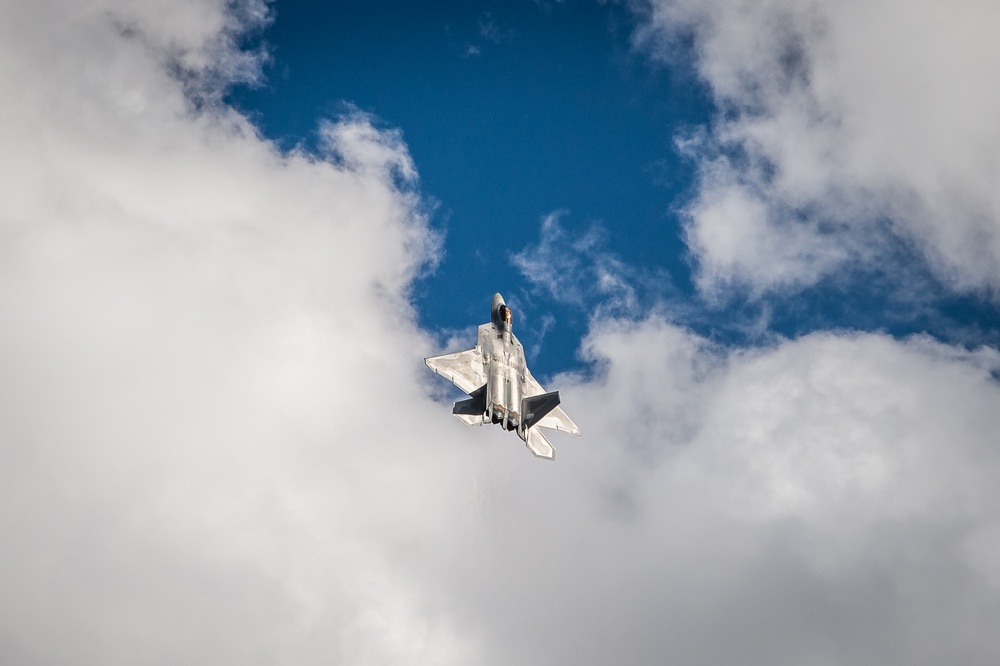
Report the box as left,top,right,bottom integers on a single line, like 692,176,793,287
425,293,581,459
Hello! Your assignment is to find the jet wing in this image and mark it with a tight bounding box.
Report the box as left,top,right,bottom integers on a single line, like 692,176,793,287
523,368,582,436
425,347,485,395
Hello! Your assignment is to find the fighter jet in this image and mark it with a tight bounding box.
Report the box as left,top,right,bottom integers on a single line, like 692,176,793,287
425,293,581,459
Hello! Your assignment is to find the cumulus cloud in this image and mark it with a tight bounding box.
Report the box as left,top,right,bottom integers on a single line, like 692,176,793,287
541,323,1000,665
4,1,1000,665
0,1,463,663
636,0,1000,297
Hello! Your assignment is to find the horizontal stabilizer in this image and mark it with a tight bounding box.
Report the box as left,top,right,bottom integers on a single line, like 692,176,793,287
453,412,484,427
452,384,486,427
536,406,581,436
525,427,555,460
521,391,561,431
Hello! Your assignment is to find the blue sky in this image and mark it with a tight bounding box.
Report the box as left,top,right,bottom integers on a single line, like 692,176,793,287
229,0,1000,379
229,0,707,375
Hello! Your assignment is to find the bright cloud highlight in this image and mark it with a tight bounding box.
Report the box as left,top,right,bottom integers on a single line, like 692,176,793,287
638,0,1000,297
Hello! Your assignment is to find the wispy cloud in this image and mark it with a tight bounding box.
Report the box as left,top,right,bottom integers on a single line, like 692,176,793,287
478,11,504,44
511,211,643,316
457,11,514,59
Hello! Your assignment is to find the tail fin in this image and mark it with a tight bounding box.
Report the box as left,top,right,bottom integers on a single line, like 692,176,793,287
453,384,486,427
520,391,561,431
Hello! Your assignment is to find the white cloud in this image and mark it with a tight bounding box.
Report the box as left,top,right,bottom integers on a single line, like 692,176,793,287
637,0,1000,296
680,172,851,298
537,322,1000,664
0,1,465,663
511,211,641,314
4,2,1000,665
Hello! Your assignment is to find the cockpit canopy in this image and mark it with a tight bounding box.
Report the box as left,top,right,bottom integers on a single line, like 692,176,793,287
493,303,513,332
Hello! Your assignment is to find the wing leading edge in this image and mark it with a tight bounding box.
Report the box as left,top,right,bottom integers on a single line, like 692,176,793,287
425,347,485,396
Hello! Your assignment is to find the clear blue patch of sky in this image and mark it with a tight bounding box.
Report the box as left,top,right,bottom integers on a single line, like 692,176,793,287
228,0,708,378
228,0,1000,382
